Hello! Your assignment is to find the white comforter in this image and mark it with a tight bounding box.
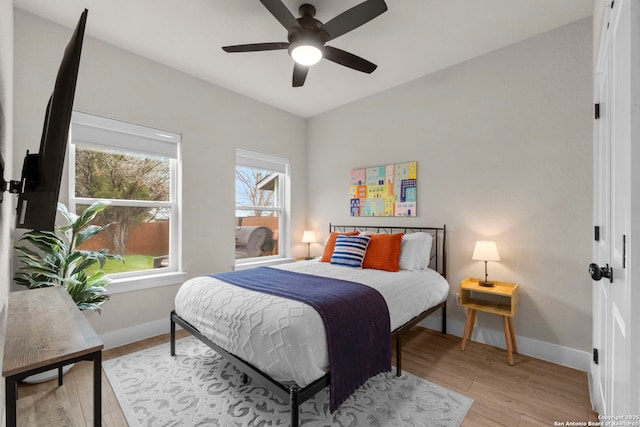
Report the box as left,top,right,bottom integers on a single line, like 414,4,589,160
174,261,449,387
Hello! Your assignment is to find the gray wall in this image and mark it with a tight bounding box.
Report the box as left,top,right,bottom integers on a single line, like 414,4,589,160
307,19,593,354
12,9,594,364
13,9,307,339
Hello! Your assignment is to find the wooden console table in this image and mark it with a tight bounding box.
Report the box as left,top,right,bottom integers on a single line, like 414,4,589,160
2,286,103,427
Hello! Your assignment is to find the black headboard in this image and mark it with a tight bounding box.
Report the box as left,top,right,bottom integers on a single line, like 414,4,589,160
329,224,447,278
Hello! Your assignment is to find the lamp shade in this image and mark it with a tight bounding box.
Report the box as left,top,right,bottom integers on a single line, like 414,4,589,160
301,230,317,244
472,241,500,261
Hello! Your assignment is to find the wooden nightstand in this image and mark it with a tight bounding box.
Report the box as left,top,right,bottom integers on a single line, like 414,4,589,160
459,277,519,365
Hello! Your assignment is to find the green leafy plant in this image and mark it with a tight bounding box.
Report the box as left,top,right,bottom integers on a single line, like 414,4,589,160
13,201,123,312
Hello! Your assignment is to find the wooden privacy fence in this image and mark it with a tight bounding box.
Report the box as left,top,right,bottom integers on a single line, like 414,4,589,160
78,221,169,256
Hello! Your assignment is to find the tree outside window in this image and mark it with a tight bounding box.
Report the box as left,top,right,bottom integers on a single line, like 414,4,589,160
74,146,173,273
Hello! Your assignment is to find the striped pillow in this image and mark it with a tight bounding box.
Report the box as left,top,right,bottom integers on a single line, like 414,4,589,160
330,234,371,268
320,231,360,262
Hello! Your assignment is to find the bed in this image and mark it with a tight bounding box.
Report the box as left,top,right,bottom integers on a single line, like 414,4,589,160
170,224,448,426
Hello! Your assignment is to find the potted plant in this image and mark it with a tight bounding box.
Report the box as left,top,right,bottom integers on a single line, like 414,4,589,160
13,201,122,382
13,201,122,313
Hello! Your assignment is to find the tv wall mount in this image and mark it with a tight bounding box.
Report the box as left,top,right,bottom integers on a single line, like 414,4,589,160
0,153,26,204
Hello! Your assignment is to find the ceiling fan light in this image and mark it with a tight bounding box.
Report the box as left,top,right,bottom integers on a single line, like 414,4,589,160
291,44,323,66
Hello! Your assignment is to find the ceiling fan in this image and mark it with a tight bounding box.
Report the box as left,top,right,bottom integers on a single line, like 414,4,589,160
222,0,388,87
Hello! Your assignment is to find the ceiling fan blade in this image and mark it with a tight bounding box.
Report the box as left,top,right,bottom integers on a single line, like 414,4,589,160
323,46,377,73
292,63,309,87
260,0,302,31
222,42,289,53
323,0,388,41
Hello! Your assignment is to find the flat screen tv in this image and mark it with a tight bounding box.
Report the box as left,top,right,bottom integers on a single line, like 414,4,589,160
15,9,88,231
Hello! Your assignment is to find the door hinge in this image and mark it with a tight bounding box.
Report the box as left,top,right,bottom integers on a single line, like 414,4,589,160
611,0,615,9
593,348,599,364
595,103,601,119
623,234,626,268
594,226,600,241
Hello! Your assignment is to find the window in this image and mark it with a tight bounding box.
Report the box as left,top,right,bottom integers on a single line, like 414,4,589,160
69,112,182,288
235,148,289,264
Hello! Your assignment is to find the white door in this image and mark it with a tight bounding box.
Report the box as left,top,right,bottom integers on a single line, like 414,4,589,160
592,0,636,416
592,36,610,414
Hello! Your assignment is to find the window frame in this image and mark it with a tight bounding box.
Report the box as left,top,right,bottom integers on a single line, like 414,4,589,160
235,148,290,266
68,111,185,293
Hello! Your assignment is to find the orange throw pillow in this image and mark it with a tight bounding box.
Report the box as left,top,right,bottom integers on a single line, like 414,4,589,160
362,233,404,272
320,231,359,262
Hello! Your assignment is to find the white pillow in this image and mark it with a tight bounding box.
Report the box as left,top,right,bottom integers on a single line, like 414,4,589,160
399,232,433,270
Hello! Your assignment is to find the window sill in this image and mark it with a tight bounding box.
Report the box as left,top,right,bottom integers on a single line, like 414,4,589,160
234,257,294,271
106,271,188,295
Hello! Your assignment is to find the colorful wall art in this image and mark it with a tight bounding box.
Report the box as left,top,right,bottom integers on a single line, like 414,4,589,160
349,161,417,217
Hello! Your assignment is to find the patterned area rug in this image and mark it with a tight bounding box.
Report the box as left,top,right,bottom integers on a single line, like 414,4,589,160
104,336,473,426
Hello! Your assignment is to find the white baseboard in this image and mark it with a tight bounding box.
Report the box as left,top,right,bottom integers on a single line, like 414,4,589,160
419,315,591,372
99,317,178,350
100,313,590,372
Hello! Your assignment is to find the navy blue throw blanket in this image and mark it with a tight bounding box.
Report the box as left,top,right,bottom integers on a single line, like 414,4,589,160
210,266,391,412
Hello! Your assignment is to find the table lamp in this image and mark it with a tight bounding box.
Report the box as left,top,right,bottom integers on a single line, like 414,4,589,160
472,240,500,286
301,230,317,260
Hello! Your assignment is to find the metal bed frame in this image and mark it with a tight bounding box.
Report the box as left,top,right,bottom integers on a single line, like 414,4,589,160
170,224,447,426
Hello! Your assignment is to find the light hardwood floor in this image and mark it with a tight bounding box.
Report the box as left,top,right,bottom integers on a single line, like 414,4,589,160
15,327,598,426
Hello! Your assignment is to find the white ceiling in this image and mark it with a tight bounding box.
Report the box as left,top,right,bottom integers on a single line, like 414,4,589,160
14,0,593,118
